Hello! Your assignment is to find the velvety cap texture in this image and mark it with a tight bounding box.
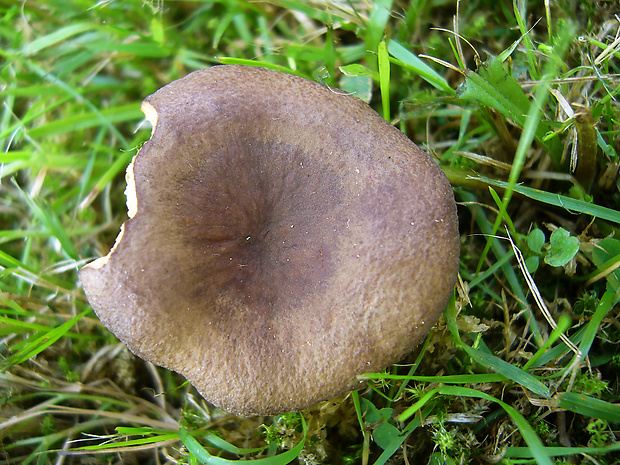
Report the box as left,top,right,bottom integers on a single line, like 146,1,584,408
79,65,460,416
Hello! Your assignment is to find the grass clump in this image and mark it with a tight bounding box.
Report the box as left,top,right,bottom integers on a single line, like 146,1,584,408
2,0,620,463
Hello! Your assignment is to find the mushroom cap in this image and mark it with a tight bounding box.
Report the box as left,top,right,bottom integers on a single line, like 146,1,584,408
79,65,459,416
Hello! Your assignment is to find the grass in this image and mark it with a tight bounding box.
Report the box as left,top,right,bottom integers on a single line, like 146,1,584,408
1,0,620,463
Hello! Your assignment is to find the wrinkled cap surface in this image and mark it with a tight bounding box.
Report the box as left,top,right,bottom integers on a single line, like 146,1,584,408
79,65,460,416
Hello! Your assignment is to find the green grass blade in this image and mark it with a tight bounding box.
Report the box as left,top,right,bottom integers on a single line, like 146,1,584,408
14,183,79,260
361,373,506,383
0,309,91,371
18,59,133,147
216,57,306,77
456,57,561,163
365,0,392,61
271,1,334,23
475,22,576,273
512,0,540,80
440,386,552,465
444,295,550,397
523,314,573,369
75,433,179,450
178,414,306,464
0,314,90,340
202,432,267,455
22,22,100,55
27,102,143,140
459,190,543,344
477,176,620,224
387,39,454,93
506,442,620,458
373,406,433,465
578,289,618,358
397,387,440,422
460,344,550,398
84,40,170,57
398,384,552,465
351,390,371,465
378,39,390,121
556,392,620,423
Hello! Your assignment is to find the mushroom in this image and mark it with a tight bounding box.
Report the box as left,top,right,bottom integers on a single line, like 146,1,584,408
79,65,459,417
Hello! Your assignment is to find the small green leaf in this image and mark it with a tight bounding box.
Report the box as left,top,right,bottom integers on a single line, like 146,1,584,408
429,452,457,465
373,423,401,450
568,184,593,202
340,64,376,77
525,255,540,274
544,228,579,267
361,398,382,423
339,74,373,103
527,229,546,254
150,17,165,45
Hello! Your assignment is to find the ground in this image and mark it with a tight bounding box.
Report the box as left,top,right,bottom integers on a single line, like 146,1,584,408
1,1,620,464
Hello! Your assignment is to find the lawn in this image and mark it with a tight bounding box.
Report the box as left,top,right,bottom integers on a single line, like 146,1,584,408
1,0,620,464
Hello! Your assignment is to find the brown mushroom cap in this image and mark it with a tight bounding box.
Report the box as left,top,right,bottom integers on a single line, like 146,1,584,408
79,65,459,416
